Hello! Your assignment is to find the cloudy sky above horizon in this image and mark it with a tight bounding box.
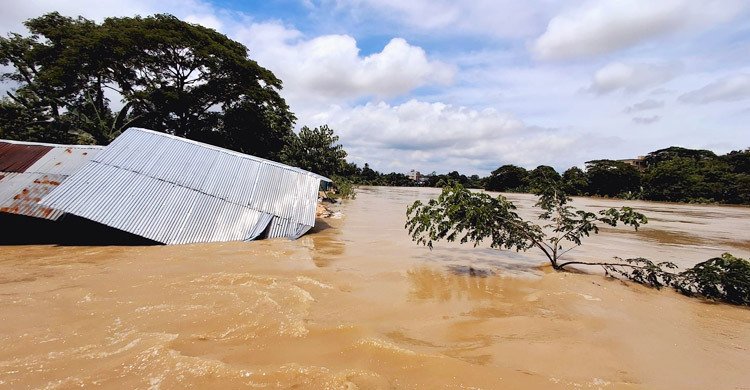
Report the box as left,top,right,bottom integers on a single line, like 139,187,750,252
3,0,750,175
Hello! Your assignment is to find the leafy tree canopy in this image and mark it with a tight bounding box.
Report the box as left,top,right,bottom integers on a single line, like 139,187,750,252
0,12,294,159
280,125,347,178
406,181,646,269
585,159,641,197
528,165,561,193
486,164,529,192
722,148,750,174
561,166,588,196
644,146,717,166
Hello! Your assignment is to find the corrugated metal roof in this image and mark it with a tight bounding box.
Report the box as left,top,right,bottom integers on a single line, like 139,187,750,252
0,142,53,172
41,128,329,244
0,140,103,220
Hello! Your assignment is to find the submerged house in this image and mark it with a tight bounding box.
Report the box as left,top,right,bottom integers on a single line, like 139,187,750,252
0,140,102,220
38,128,330,245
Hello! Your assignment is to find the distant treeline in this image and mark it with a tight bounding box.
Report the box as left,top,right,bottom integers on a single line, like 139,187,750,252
337,163,484,188
340,146,750,205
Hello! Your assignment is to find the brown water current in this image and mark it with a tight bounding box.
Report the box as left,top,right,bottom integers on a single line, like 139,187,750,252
1,186,749,389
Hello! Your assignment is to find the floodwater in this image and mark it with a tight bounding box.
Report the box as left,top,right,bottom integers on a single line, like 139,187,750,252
0,186,749,389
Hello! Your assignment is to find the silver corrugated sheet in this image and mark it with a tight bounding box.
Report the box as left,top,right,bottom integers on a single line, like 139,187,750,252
0,140,102,220
41,128,330,244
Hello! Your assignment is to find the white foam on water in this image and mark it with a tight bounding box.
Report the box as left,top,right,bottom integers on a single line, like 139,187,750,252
296,276,334,290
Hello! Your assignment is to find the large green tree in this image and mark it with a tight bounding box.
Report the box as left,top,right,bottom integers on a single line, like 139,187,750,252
485,164,529,192
585,160,641,197
644,146,717,166
280,125,347,177
0,12,294,159
528,165,561,193
561,166,588,196
642,149,743,203
722,148,750,174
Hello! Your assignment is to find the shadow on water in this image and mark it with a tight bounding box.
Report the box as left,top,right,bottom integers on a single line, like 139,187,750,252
419,247,545,277
307,219,345,268
308,218,333,234
446,265,495,277
407,266,509,302
0,213,159,246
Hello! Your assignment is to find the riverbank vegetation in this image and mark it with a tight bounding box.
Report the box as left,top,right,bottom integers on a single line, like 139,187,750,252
483,147,750,205
406,181,750,306
335,146,749,205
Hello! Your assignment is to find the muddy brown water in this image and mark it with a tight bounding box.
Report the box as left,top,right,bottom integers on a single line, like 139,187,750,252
0,186,749,389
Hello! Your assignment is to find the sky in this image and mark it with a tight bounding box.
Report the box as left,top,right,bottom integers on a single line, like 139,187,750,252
2,0,750,175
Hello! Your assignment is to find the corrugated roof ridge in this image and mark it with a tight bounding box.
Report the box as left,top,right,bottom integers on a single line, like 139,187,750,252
127,128,332,182
0,139,104,149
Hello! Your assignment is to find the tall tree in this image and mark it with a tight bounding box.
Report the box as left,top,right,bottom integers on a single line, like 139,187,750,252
561,166,588,196
280,125,347,177
528,165,561,193
722,148,750,174
644,146,717,166
485,164,529,192
360,163,380,183
0,12,294,159
102,14,295,158
585,160,641,197
642,153,737,203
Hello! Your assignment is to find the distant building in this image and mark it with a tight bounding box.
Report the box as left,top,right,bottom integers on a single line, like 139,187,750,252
617,156,647,171
408,169,421,181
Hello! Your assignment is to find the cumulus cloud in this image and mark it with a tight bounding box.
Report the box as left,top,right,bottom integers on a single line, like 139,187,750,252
183,13,224,30
533,0,747,60
679,74,750,104
334,0,557,38
632,115,661,125
312,99,604,174
0,0,222,33
235,22,454,104
587,62,678,94
624,99,664,113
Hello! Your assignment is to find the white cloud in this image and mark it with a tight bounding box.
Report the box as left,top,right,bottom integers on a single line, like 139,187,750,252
632,115,661,125
624,99,664,113
0,0,222,34
679,74,750,104
333,0,557,38
235,22,454,105
312,99,606,173
533,0,746,60
587,62,678,94
184,13,224,30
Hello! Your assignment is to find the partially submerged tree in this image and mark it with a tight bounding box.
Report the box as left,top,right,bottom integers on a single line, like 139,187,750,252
405,182,750,305
406,182,646,270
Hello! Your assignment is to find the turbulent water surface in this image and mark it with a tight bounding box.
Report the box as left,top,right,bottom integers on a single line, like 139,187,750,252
1,186,749,389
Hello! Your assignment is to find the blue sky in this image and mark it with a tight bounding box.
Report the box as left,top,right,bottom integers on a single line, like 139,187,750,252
3,1,750,175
